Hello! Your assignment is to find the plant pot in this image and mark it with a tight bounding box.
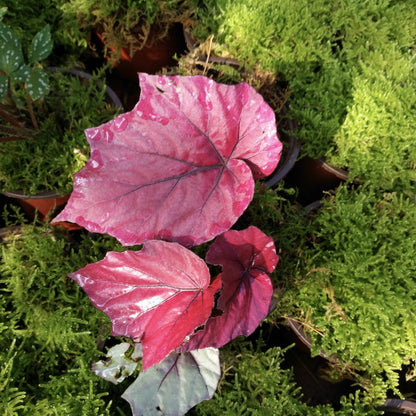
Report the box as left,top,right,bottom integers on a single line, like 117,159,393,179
2,190,82,230
378,399,416,415
2,190,69,222
247,322,358,408
265,119,301,188
287,317,416,415
95,23,187,80
287,317,338,363
95,23,187,110
1,67,122,225
283,156,351,206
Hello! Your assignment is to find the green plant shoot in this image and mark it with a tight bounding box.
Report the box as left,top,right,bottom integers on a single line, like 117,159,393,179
0,22,53,134
0,23,52,100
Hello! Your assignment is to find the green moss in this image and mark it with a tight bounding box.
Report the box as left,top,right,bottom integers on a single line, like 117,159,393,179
190,341,379,415
0,68,120,196
329,48,416,191
192,0,416,188
0,223,132,414
281,185,416,397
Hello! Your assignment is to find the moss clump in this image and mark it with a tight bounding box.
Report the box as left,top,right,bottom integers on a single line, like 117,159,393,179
0,68,120,196
279,185,416,399
0,223,133,415
329,47,416,191
190,341,379,415
192,0,416,188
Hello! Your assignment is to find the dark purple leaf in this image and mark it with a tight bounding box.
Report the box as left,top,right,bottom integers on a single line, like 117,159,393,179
180,226,278,351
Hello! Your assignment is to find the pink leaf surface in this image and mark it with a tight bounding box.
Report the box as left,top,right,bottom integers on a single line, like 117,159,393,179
53,73,282,246
180,226,279,351
69,240,219,370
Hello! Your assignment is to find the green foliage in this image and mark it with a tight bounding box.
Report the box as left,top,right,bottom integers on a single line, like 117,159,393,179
60,0,195,63
0,67,120,195
329,47,416,191
190,341,379,415
0,1,57,49
0,340,26,415
0,222,133,415
282,185,416,398
0,22,52,100
192,0,416,187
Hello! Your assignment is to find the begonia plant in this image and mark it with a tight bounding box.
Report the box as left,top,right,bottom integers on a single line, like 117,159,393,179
53,73,282,415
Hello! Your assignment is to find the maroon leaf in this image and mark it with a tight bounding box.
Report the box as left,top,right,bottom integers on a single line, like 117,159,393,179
179,226,278,351
53,73,282,246
69,240,220,370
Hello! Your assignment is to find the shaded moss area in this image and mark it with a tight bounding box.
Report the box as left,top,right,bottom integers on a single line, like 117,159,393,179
0,221,133,415
190,340,379,415
273,185,416,402
0,69,120,196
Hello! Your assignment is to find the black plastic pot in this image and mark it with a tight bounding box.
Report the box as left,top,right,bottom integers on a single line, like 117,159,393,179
247,321,358,408
283,156,350,206
379,399,416,415
265,119,301,188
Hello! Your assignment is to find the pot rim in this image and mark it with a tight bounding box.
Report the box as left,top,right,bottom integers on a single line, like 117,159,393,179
46,66,123,110
2,190,66,200
378,398,416,415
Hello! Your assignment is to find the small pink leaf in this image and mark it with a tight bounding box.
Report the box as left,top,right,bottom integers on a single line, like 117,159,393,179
122,348,221,416
53,73,282,246
180,226,278,351
69,240,219,370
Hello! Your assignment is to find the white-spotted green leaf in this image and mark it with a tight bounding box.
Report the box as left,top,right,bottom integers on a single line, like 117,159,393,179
11,64,30,83
0,74,8,98
92,342,143,385
0,22,24,73
28,24,53,63
122,348,221,416
26,67,49,100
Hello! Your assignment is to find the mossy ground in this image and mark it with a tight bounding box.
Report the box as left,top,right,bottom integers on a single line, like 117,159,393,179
0,218,133,415
1,0,416,414
191,0,416,190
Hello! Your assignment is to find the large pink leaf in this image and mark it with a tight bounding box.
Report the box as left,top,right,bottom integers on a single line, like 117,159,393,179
53,73,282,247
179,226,278,351
69,240,220,370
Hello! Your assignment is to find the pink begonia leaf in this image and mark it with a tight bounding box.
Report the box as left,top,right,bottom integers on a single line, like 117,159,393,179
69,240,220,370
179,226,278,351
122,348,220,416
53,73,282,247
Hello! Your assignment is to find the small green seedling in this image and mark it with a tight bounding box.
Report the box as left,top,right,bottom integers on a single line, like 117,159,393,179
0,22,53,134
0,22,53,99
